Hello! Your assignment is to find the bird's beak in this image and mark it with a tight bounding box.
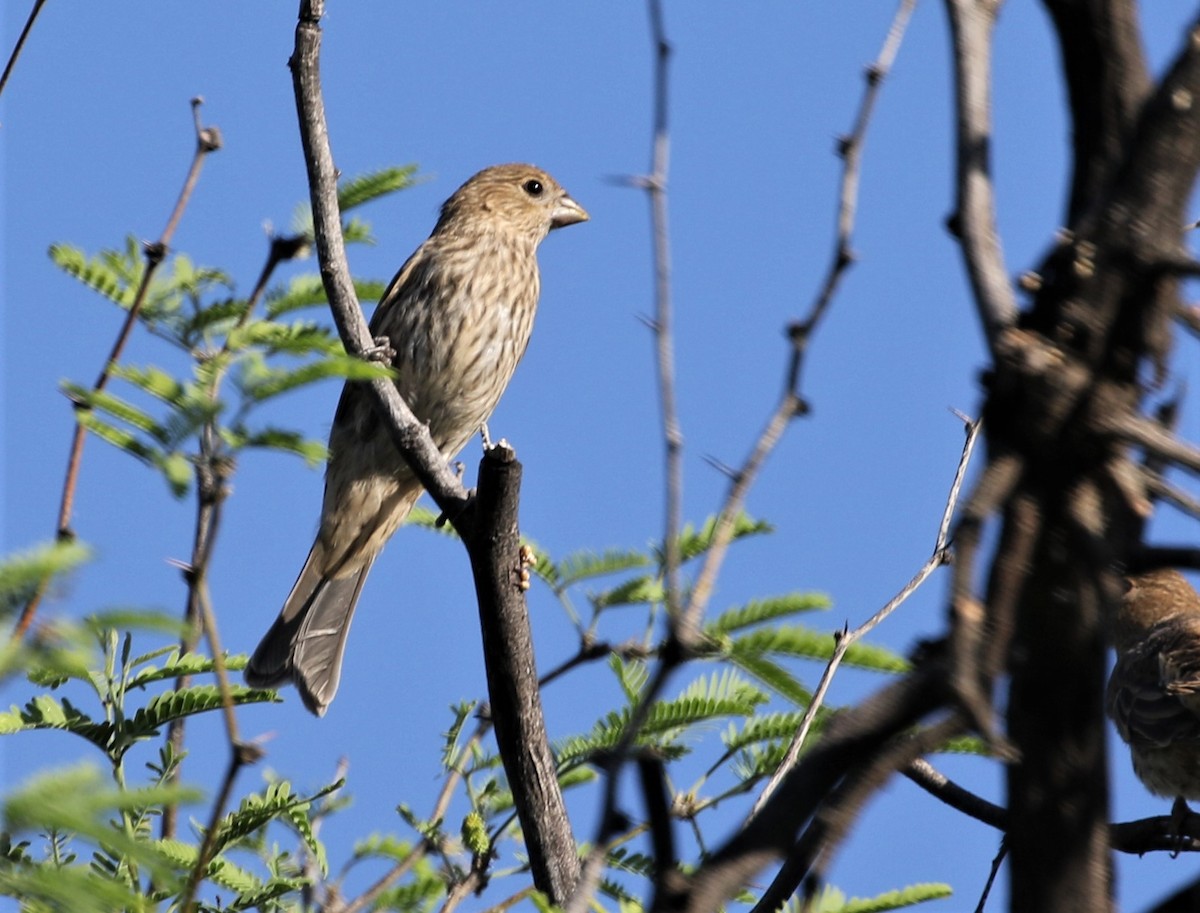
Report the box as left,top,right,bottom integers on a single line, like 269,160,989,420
551,195,589,229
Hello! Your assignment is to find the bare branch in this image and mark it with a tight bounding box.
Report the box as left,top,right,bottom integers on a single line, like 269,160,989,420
751,718,962,913
972,840,1007,913
642,0,685,630
679,0,917,643
467,446,580,899
1106,411,1200,477
12,97,220,641
943,0,1019,350
750,415,981,816
0,0,48,102
903,757,1006,828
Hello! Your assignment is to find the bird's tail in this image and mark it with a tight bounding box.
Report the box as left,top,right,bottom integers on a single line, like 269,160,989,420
245,543,374,717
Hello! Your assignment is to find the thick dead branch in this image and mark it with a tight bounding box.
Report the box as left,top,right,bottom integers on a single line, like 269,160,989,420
467,446,580,899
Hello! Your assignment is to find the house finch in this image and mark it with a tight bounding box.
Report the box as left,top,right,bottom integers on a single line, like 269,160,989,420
245,164,588,715
1107,568,1200,818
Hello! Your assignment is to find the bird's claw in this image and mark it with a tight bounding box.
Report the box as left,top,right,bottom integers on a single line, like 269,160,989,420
363,336,396,364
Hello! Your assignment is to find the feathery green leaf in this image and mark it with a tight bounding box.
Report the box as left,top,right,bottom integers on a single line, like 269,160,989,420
706,592,832,635
49,242,138,308
337,165,421,212
555,548,653,589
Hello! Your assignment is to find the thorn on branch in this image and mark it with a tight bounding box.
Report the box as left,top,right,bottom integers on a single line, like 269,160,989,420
167,556,199,586
435,486,474,529
701,453,741,481
191,96,223,153
603,173,653,190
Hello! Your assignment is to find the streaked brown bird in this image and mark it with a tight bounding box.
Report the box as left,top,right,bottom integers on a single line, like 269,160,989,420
246,164,588,715
1107,568,1200,821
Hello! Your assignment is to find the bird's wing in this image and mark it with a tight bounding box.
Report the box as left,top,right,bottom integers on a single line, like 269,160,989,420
1109,615,1200,748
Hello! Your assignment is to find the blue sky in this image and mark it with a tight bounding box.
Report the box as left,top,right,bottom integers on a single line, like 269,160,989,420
4,3,1200,911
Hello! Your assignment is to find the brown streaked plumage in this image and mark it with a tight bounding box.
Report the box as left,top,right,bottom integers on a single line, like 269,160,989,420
245,164,587,715
1107,568,1200,809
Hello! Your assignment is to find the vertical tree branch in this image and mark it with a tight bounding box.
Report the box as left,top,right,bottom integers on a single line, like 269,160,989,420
644,0,685,634
943,0,1018,351
965,7,1200,911
290,0,469,516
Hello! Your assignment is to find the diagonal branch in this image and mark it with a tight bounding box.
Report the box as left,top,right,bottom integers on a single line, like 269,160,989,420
12,97,221,642
0,0,48,102
750,414,980,817
655,657,951,913
678,0,918,645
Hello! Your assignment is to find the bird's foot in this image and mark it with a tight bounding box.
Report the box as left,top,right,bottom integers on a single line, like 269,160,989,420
1170,796,1193,857
480,422,493,451
517,543,537,591
363,336,396,364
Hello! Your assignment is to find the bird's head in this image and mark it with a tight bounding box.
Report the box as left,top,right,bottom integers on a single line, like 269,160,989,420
435,163,588,244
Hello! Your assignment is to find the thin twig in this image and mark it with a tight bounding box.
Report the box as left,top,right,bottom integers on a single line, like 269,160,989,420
973,840,1008,913
679,0,917,642
903,757,1005,828
336,714,490,913
0,0,48,102
477,887,535,913
336,842,431,913
1106,411,1200,476
176,458,263,913
640,0,685,631
162,461,221,840
750,415,980,817
11,98,220,641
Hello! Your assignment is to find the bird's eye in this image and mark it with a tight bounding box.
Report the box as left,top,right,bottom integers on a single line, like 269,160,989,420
523,179,544,196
